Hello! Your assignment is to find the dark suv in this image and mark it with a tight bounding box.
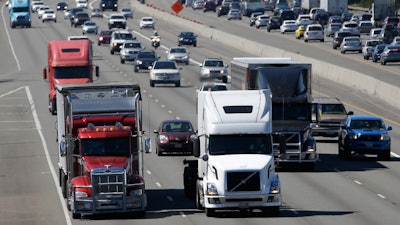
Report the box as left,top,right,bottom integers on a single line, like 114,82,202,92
71,12,90,27
178,31,197,47
332,31,352,49
267,16,282,32
100,0,118,11
134,50,159,72
203,1,216,12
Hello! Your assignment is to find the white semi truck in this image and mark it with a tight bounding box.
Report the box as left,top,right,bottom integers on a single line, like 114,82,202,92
183,89,282,217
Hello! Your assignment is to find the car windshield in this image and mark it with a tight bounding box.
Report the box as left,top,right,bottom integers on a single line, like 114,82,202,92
170,48,187,53
321,104,346,114
111,15,124,19
53,66,90,79
101,30,112,35
122,9,131,12
181,32,194,37
81,137,130,156
138,52,156,58
309,26,322,31
162,122,193,132
346,38,359,42
350,119,384,130
85,22,96,26
124,42,141,48
154,61,177,69
204,60,224,67
114,33,133,39
143,18,153,22
345,23,357,28
208,134,272,155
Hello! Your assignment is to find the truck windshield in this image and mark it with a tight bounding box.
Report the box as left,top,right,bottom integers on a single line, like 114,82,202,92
11,7,29,12
81,137,130,156
54,66,90,79
208,134,272,155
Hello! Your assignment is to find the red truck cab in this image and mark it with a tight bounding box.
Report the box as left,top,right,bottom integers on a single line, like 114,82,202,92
43,40,99,115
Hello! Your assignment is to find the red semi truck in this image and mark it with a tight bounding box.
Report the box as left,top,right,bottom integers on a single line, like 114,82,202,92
43,39,99,115
55,83,149,219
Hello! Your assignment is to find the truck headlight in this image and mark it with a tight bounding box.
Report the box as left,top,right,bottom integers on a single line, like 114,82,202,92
136,60,143,65
269,181,280,194
206,183,218,196
380,134,390,141
349,134,358,140
130,189,143,196
75,191,88,199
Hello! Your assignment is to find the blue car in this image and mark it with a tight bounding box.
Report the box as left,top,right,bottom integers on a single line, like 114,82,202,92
372,44,387,63
338,116,392,160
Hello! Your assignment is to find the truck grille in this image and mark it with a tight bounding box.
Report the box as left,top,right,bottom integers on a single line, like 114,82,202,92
227,171,260,192
359,134,379,141
91,171,125,195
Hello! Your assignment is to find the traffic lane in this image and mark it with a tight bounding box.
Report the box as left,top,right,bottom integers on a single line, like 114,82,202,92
0,5,20,75
0,87,68,225
138,1,400,88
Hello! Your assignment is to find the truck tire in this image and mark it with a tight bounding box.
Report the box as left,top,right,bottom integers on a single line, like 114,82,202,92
183,167,197,199
175,81,181,87
72,212,81,219
205,208,215,217
378,150,391,161
134,67,139,72
222,77,228,83
150,80,155,87
49,98,56,115
262,206,279,216
195,182,204,210
338,144,351,159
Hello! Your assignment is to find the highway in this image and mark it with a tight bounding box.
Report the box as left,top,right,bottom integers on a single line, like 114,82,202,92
0,0,400,225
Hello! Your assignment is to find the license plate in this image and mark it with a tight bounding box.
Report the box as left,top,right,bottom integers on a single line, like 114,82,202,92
365,142,373,148
175,143,182,148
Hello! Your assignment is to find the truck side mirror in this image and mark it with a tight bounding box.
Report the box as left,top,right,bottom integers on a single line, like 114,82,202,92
144,137,151,153
190,135,200,157
60,140,66,157
95,65,99,77
43,67,47,80
347,111,354,115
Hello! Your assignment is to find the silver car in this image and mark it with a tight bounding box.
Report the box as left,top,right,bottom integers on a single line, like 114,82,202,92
340,36,362,54
120,8,133,19
166,47,190,65
325,22,342,37
340,21,360,37
90,8,103,18
200,58,228,83
81,21,98,34
119,40,145,64
304,24,324,42
362,39,382,60
255,15,270,29
149,60,181,87
227,9,242,20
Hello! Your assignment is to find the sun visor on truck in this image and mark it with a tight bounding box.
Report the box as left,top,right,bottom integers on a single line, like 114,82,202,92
248,67,310,103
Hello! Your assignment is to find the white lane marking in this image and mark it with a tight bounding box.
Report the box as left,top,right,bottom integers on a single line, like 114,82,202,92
146,170,152,175
1,4,21,71
377,194,386,199
180,211,187,217
290,208,299,214
24,86,72,225
391,152,400,158
354,180,362,185
156,182,162,187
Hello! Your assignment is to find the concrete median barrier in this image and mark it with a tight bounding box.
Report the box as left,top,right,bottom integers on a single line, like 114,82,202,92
132,1,400,110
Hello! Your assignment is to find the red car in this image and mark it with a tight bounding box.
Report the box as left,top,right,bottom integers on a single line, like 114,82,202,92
97,30,112,46
154,119,195,156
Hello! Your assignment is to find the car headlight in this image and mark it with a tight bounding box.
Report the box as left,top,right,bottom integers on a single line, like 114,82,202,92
380,134,390,141
136,60,143,64
183,56,188,59
206,182,218,196
169,55,175,59
159,134,169,144
179,37,184,41
75,191,88,199
204,68,210,74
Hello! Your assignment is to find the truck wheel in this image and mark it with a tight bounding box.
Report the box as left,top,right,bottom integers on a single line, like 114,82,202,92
195,183,204,210
175,81,181,87
183,167,197,199
150,80,155,87
205,208,215,217
339,145,351,159
134,67,139,72
262,206,279,217
72,213,81,219
156,147,162,156
110,49,114,55
49,99,56,115
378,151,391,161
120,59,125,64
222,77,228,83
